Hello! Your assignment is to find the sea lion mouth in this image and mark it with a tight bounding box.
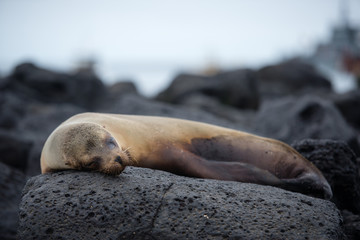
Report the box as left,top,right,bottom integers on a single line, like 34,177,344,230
102,166,124,176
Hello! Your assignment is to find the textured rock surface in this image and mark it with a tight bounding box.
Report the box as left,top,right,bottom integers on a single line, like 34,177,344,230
18,168,344,240
292,139,360,214
2,61,357,239
293,139,360,240
333,89,360,130
342,210,360,240
0,162,27,240
257,58,332,98
156,69,259,110
3,62,106,109
0,130,32,172
0,92,27,129
255,95,360,155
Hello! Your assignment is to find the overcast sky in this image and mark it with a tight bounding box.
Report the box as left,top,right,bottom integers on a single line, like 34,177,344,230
0,0,359,95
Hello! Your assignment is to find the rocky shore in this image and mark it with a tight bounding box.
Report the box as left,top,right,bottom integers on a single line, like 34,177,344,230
1,59,359,239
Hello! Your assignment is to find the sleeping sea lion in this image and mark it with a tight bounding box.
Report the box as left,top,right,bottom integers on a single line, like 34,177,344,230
41,113,332,199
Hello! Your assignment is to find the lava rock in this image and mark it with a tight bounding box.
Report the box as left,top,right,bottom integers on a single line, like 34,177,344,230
255,95,360,155
4,62,106,110
0,162,27,240
156,69,259,110
342,210,360,240
0,92,27,130
108,81,138,96
156,73,211,103
0,130,32,172
18,168,344,240
257,58,332,98
213,69,259,109
333,89,360,130
178,93,256,129
292,139,360,214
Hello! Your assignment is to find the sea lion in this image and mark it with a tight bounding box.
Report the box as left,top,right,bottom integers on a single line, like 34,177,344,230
41,112,333,199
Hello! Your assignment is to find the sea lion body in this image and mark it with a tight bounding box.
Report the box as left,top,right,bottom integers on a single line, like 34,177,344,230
41,113,332,199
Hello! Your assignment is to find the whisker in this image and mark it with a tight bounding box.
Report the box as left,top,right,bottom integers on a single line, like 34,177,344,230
122,146,132,152
123,146,138,165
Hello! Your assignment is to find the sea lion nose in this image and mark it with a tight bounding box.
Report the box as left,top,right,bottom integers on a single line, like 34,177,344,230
115,156,123,165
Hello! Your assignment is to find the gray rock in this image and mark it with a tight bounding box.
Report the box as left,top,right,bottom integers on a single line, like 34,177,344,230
156,69,259,110
342,210,360,240
18,167,344,240
108,81,139,96
0,130,32,172
292,139,360,214
4,62,106,110
254,95,360,155
0,92,27,130
257,58,332,99
333,89,360,130
179,93,256,129
156,73,211,103
0,162,27,240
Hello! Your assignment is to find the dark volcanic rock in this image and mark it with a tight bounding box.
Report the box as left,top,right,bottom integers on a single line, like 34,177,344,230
0,92,27,130
213,69,259,109
178,93,256,129
0,130,32,172
0,162,27,240
108,81,138,96
156,69,259,110
18,168,344,240
4,62,106,110
292,139,360,214
156,73,211,103
333,89,360,130
257,58,332,98
342,210,360,240
255,95,360,155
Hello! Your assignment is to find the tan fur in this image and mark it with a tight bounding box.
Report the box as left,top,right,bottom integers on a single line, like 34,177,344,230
41,112,333,199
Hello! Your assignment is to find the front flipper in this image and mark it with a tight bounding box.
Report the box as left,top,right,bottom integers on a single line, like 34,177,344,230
202,161,284,186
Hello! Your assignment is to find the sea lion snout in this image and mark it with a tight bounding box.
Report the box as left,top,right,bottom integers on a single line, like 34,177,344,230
115,156,123,165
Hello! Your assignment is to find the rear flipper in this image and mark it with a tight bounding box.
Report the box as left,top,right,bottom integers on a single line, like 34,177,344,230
281,174,333,200
194,161,332,199
160,147,282,186
159,147,332,199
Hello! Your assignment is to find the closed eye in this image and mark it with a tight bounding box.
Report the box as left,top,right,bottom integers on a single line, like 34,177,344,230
84,157,102,168
106,137,117,150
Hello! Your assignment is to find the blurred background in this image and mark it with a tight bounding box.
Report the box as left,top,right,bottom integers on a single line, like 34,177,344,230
2,1,360,239
1,0,359,96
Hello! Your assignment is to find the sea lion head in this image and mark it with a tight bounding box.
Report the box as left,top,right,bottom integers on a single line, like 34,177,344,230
41,123,132,175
